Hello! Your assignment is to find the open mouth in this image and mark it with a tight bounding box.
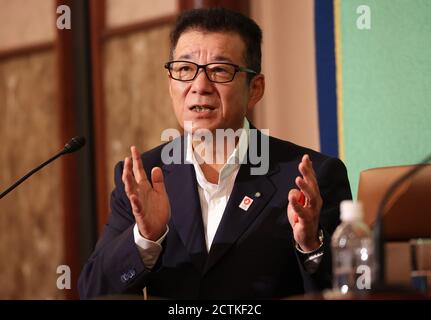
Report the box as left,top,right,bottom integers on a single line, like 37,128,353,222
189,105,216,113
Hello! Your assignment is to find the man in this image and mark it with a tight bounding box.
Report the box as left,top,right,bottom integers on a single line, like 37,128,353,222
78,7,351,299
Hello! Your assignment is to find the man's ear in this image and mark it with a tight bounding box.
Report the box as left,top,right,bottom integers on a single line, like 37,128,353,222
247,74,265,112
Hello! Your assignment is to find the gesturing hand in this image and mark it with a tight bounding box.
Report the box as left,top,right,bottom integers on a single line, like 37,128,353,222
287,154,323,252
122,146,171,241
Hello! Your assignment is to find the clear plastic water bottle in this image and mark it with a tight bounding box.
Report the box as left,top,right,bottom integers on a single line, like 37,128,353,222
331,200,375,294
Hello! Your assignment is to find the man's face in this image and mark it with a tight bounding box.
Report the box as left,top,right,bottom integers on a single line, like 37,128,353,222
168,30,264,133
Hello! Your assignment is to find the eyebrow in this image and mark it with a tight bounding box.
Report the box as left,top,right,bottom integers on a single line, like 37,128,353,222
177,54,192,60
212,55,234,63
175,54,235,63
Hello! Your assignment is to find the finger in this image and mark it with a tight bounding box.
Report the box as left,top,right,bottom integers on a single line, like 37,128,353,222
131,146,148,184
287,201,298,225
287,189,299,221
288,188,305,207
302,157,318,192
299,155,318,186
304,154,317,177
291,210,299,224
129,194,143,215
122,157,137,197
151,167,167,195
290,200,307,220
298,168,319,202
287,206,298,226
295,176,316,206
288,189,306,220
288,188,301,203
289,194,307,220
122,157,129,184
297,176,322,210
298,191,305,206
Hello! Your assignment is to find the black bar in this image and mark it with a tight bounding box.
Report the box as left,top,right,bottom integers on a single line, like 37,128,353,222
70,0,98,269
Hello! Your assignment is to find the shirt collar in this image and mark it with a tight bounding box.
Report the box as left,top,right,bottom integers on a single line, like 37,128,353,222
186,118,250,187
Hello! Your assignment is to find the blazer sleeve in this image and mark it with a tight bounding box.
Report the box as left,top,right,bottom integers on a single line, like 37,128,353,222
78,161,152,299
297,156,352,292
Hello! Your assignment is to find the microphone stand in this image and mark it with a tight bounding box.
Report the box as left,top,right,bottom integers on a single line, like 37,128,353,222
0,136,85,200
0,152,63,199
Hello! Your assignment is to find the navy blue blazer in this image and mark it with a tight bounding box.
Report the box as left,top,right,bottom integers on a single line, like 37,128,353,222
78,130,351,299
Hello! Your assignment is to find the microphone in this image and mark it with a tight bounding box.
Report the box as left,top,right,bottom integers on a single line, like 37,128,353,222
63,136,86,154
374,152,431,287
0,136,86,199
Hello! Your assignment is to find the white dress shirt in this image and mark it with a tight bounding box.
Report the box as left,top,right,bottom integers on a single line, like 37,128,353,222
186,119,249,252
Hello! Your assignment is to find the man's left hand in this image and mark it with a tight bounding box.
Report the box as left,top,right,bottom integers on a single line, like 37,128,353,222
287,154,323,252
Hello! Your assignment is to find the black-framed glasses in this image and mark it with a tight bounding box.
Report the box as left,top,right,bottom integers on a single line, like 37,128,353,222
164,60,257,83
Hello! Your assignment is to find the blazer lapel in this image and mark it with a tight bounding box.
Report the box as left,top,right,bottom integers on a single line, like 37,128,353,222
203,161,278,274
163,140,208,273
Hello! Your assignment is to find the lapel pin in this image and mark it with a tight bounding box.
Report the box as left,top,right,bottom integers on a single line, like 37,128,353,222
239,196,254,211
254,192,261,198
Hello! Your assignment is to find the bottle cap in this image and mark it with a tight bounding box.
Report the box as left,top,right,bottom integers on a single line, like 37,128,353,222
340,200,364,222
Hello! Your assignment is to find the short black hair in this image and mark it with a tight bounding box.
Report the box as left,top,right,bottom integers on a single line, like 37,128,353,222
169,7,262,79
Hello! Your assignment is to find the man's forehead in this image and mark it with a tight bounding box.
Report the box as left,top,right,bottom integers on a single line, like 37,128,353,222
173,30,245,62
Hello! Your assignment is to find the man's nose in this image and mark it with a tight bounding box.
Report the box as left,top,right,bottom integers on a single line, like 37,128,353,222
190,68,214,94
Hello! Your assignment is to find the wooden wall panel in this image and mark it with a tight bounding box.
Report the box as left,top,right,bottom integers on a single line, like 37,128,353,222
0,0,56,51
106,0,177,28
103,25,179,193
0,52,64,299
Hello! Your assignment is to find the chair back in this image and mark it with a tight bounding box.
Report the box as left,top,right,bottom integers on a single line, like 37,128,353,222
357,164,431,241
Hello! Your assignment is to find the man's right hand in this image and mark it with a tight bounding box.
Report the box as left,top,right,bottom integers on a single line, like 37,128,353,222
122,146,171,241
